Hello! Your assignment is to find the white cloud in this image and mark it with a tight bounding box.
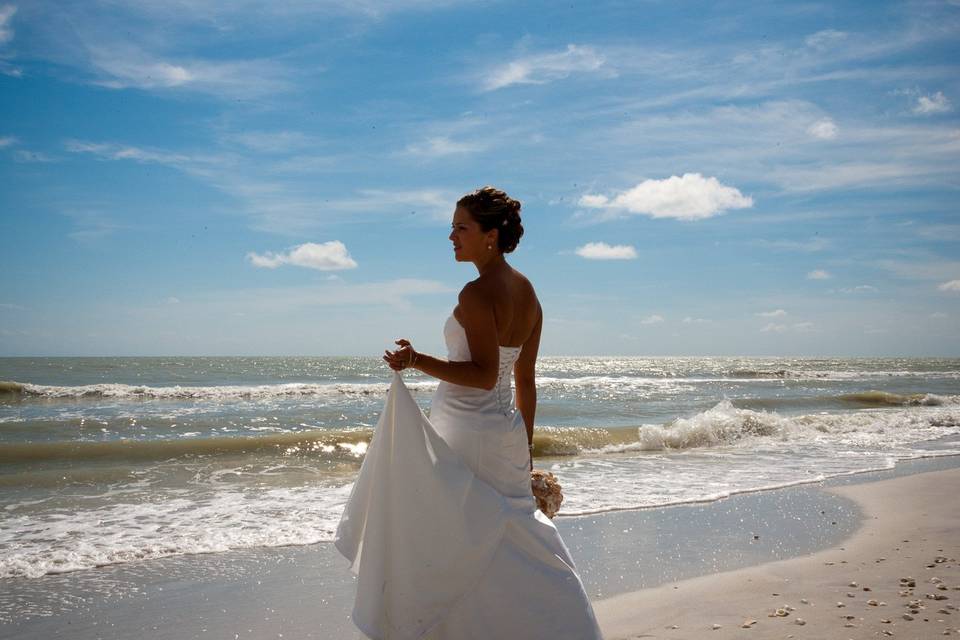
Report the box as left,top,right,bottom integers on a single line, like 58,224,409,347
757,309,787,318
0,4,15,45
805,29,847,50
792,322,814,332
760,322,787,333
838,285,878,293
579,173,753,221
482,44,608,91
930,312,948,319
640,314,664,325
807,269,831,280
0,135,16,147
682,316,711,324
807,118,838,139
938,279,960,292
0,302,26,311
574,242,637,260
914,92,951,115
247,241,358,271
166,297,181,304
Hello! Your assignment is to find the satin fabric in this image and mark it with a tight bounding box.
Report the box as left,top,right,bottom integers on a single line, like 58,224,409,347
335,315,602,640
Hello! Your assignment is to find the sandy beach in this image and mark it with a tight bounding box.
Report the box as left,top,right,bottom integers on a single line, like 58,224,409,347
595,465,960,639
0,456,956,639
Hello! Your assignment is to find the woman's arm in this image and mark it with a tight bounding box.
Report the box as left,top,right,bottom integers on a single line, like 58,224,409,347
514,303,542,464
385,283,500,390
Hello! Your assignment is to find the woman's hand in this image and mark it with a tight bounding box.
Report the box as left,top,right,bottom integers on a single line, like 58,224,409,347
383,339,419,371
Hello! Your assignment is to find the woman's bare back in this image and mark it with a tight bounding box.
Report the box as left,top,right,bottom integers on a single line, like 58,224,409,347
453,265,540,349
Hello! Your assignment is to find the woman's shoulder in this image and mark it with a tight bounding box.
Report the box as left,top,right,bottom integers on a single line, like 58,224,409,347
461,268,537,302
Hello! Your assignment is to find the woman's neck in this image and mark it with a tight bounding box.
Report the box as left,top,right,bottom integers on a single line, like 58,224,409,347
474,252,507,276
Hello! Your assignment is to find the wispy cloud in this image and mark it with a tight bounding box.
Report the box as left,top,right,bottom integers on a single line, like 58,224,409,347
939,279,960,292
13,149,55,163
837,285,878,294
65,138,462,233
876,258,960,282
761,321,813,333
751,237,830,252
806,269,831,280
757,309,787,318
65,139,204,166
574,242,637,260
221,130,318,154
247,241,358,271
62,209,129,243
85,44,294,98
640,314,664,325
213,278,456,313
682,316,711,324
403,136,484,158
914,91,951,115
578,173,753,222
804,29,847,50
0,4,15,45
481,44,609,91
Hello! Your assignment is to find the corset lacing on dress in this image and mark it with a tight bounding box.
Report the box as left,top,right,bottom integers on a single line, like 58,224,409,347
494,346,522,415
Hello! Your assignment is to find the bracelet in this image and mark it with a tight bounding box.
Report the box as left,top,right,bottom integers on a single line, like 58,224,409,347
408,351,419,369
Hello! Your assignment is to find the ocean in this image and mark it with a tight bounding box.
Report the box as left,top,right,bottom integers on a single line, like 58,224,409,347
1,356,959,581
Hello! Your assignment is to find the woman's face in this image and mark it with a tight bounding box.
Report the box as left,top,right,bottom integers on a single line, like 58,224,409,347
449,206,494,262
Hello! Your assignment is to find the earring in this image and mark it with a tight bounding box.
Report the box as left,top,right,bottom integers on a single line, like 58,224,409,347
487,245,492,250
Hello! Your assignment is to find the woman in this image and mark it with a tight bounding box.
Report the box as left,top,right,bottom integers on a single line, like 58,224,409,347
335,187,602,640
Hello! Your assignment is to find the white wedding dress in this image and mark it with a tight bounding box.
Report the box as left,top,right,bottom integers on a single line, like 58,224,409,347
335,314,602,640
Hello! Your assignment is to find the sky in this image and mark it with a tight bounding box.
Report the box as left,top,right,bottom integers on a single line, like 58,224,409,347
0,0,959,357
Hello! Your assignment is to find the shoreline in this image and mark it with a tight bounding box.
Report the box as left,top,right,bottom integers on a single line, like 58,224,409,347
1,455,958,639
595,461,960,639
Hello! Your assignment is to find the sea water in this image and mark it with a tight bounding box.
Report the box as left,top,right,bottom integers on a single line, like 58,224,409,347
1,356,958,579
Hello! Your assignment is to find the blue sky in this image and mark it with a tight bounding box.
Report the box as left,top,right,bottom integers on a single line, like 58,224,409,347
1,0,958,357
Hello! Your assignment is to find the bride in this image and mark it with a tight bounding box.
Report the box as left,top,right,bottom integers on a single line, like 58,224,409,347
335,186,603,640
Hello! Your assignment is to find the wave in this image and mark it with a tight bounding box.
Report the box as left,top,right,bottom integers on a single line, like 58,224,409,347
7,401,960,464
531,400,960,454
636,400,960,452
838,391,955,407
0,428,374,464
726,368,788,378
6,371,960,404
0,380,437,401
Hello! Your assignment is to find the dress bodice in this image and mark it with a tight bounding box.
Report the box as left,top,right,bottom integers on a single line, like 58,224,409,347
428,313,529,498
442,313,523,415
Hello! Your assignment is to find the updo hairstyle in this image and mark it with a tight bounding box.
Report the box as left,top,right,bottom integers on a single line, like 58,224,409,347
456,186,524,254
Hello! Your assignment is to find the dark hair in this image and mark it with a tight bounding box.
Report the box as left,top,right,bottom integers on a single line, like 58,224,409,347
456,186,524,253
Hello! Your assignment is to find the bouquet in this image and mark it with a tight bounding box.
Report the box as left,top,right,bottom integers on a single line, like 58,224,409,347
530,469,563,519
